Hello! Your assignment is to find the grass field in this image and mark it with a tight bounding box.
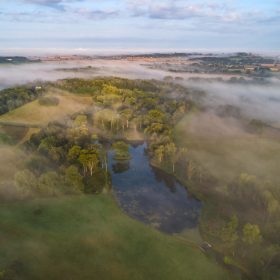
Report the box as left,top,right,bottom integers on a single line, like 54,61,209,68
0,89,93,127
0,89,93,144
0,194,234,280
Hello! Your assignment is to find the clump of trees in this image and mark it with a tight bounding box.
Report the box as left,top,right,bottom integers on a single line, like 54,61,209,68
200,172,280,279
0,86,43,114
14,114,110,198
15,166,84,198
11,78,195,199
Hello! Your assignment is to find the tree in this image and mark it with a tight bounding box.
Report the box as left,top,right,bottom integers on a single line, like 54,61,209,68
242,223,262,244
102,84,120,95
74,114,87,127
86,153,99,176
95,109,119,131
38,171,63,196
38,136,64,162
120,109,133,130
74,115,89,135
221,215,239,244
26,155,51,175
263,190,279,216
38,136,57,154
154,145,165,163
78,150,99,176
234,173,261,203
48,146,64,162
165,142,177,173
64,165,84,193
112,141,130,160
187,160,196,181
144,123,165,135
67,145,81,163
146,109,165,125
14,170,38,198
99,147,108,172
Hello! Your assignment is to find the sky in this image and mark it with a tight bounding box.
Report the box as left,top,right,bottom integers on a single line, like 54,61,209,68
0,0,280,54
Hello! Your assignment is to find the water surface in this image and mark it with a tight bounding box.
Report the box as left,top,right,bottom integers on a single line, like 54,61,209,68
109,142,201,233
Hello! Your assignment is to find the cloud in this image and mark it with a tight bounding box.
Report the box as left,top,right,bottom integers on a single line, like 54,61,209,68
144,5,202,20
126,0,279,27
2,1,118,22
10,0,280,26
1,0,279,50
23,0,84,10
74,8,119,20
127,1,203,20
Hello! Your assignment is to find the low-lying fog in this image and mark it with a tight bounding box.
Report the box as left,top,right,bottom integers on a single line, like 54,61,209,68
0,59,280,127
186,78,280,127
0,60,166,89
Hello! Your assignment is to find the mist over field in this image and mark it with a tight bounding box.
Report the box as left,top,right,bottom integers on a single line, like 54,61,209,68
185,77,280,127
0,60,167,89
2,60,280,128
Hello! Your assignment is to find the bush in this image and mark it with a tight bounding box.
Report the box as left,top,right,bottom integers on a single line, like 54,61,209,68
0,133,12,145
39,96,60,106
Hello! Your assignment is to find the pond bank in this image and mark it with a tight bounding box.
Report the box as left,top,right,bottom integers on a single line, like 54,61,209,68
109,142,202,234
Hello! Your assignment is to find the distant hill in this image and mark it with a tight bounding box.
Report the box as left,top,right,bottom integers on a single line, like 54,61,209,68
0,56,40,64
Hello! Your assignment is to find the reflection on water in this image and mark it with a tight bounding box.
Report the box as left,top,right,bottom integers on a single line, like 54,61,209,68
109,142,201,233
112,161,130,173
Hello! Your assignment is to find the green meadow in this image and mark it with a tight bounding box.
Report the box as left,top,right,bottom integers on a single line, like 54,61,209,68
0,195,232,280
0,89,92,127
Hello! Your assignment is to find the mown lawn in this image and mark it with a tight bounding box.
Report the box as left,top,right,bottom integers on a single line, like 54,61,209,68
0,194,233,280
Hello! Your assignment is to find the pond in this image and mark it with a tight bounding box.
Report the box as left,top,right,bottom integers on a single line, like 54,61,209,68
109,142,201,233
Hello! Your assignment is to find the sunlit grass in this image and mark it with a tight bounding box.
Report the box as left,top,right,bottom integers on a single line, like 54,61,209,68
0,89,92,126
